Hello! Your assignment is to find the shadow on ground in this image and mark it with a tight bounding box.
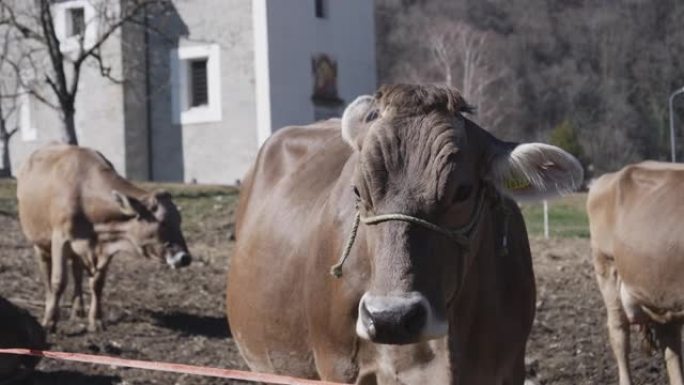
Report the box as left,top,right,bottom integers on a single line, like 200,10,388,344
149,311,230,339
28,370,120,385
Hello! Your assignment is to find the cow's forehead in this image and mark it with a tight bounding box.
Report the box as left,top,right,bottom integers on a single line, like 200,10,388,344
361,113,471,168
354,112,482,208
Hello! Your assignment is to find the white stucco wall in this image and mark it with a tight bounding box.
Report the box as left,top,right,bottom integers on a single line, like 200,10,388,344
256,0,377,142
150,0,258,185
75,29,127,174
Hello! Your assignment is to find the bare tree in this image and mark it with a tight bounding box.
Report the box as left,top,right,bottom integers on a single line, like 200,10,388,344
0,25,20,177
0,0,171,145
0,91,19,178
422,20,511,131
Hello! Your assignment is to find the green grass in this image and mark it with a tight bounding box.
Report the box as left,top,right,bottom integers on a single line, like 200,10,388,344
519,193,589,238
139,182,239,236
0,179,17,217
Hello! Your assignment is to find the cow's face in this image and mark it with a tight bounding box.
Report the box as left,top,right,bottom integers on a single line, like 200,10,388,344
113,190,192,268
342,84,582,344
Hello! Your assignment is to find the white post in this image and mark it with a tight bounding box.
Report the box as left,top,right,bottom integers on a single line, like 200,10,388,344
669,86,684,162
543,200,549,239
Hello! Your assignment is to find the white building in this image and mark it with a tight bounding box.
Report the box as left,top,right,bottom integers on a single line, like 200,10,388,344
10,0,376,184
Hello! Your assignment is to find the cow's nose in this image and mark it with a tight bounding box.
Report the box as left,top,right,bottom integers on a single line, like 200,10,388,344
178,252,191,267
167,251,192,268
356,293,428,344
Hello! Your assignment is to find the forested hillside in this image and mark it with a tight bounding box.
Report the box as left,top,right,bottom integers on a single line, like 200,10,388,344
376,0,684,176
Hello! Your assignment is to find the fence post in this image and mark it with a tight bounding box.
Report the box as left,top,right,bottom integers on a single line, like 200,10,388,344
543,200,549,239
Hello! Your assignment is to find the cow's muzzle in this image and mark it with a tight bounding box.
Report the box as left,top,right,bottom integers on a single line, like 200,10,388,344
166,251,192,268
356,292,447,344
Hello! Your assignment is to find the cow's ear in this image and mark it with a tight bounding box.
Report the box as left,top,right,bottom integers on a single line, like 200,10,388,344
341,95,376,151
112,190,143,217
486,142,584,201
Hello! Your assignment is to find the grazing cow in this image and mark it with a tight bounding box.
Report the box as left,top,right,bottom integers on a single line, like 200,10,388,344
588,161,684,385
0,296,46,381
17,144,191,332
226,84,583,384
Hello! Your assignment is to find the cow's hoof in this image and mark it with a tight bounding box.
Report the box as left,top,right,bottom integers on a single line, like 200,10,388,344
87,321,105,333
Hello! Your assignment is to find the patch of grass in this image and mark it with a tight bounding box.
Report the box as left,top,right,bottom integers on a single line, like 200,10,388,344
519,193,589,238
0,179,17,217
144,183,239,237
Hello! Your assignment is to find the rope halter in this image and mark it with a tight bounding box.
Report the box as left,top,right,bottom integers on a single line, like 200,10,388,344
330,189,490,278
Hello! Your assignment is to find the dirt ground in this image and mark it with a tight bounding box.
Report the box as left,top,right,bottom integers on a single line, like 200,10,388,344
0,196,672,384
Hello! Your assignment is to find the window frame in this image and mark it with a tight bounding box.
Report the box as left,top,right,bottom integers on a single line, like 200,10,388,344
52,0,97,53
170,44,222,125
66,7,86,38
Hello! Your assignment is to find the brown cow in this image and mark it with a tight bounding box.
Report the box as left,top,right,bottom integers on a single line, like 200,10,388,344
226,84,583,384
588,161,684,385
17,143,191,332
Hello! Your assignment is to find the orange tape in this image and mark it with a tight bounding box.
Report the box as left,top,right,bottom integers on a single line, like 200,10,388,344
0,348,348,385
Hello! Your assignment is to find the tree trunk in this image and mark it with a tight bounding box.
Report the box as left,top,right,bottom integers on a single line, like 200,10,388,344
0,117,12,178
62,106,78,145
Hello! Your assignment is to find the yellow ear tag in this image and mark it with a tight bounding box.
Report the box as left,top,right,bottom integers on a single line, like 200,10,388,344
503,177,531,191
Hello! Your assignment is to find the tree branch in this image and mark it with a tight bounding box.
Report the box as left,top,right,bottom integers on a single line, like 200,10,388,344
0,1,45,42
37,0,70,105
90,50,123,84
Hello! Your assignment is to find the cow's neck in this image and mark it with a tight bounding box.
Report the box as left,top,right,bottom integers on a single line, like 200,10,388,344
446,204,508,383
93,220,143,258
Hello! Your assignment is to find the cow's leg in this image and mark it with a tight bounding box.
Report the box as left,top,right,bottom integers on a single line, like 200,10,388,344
33,246,51,324
43,234,69,332
70,257,85,320
656,322,684,385
593,249,632,385
33,246,50,297
87,254,113,332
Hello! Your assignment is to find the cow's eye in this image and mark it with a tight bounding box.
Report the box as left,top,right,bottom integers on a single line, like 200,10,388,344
365,109,379,123
352,186,361,199
453,184,473,203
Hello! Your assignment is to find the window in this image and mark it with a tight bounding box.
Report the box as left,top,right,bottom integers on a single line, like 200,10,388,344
170,44,222,125
315,0,327,18
189,59,208,107
52,1,96,52
67,7,85,37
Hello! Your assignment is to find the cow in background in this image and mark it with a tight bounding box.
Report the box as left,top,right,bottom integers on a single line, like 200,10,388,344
17,144,191,332
589,161,684,385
